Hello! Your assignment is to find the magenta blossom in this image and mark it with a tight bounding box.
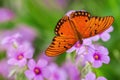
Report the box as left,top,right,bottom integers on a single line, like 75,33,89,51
83,72,107,80
48,63,67,80
0,59,15,80
67,38,92,55
7,42,34,67
63,61,80,80
25,59,50,80
91,26,113,42
38,52,55,63
0,25,37,48
0,59,10,78
67,26,113,55
85,45,110,68
0,8,14,23
14,24,37,42
1,33,22,49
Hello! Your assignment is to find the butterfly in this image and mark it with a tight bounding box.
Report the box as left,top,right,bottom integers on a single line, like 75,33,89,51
45,10,114,57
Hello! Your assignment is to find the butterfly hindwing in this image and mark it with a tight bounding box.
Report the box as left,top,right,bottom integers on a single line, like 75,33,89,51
45,36,77,56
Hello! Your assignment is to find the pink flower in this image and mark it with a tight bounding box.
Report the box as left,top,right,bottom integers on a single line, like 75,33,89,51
63,61,80,80
25,59,50,80
48,63,67,80
14,24,37,42
1,33,22,49
0,8,14,23
7,42,34,67
91,26,113,42
0,59,10,77
85,45,110,68
0,24,37,47
84,72,107,80
0,59,15,80
67,39,92,55
38,52,55,63
0,25,37,51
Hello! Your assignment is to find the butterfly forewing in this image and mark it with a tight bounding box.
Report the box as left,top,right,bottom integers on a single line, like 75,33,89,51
70,11,114,38
46,15,78,57
55,16,76,37
83,16,114,38
70,11,91,37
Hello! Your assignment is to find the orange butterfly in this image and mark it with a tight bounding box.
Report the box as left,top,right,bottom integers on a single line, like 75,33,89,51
45,10,114,57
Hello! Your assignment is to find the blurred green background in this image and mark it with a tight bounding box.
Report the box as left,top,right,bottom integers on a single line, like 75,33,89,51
0,0,120,80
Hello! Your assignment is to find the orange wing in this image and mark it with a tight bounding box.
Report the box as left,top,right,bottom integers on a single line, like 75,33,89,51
45,36,77,56
45,11,114,57
45,16,78,57
70,11,114,38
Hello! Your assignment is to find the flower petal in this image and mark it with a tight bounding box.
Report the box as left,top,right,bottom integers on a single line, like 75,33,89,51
66,10,75,16
28,59,36,70
106,26,113,32
18,58,27,67
97,77,107,80
7,48,17,58
91,35,100,41
77,46,86,55
101,55,110,64
7,58,18,65
25,70,35,79
100,32,110,42
24,49,34,58
97,46,108,55
42,68,50,78
85,72,96,80
83,38,92,45
93,61,102,68
84,52,94,63
34,75,43,80
37,59,47,68
66,46,76,53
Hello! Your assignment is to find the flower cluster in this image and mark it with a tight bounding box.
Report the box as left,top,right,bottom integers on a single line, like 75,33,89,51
66,26,113,79
0,8,113,80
